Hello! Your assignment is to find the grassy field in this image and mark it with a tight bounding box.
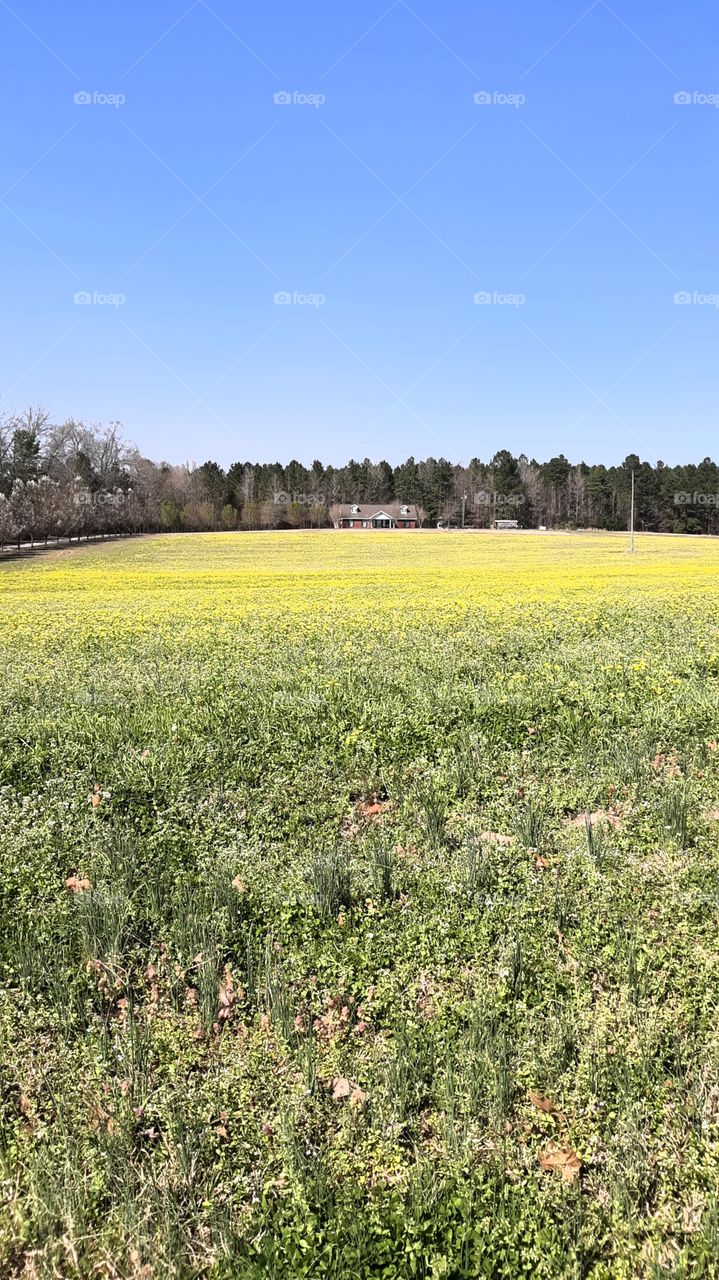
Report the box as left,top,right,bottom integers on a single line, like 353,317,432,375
2,530,719,1278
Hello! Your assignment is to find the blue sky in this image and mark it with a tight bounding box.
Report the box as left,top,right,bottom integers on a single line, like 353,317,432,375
0,0,717,467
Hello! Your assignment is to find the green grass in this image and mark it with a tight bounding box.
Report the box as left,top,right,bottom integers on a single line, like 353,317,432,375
1,531,719,1277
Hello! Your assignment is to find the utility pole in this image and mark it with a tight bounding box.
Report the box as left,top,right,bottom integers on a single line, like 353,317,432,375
629,470,635,553
461,492,467,529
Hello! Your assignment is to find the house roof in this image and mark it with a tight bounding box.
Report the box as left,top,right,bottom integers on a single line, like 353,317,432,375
338,503,418,519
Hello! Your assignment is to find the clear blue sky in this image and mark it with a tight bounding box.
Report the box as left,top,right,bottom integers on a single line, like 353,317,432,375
1,0,717,467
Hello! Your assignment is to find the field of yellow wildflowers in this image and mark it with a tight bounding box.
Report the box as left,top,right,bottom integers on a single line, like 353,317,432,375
2,530,719,1277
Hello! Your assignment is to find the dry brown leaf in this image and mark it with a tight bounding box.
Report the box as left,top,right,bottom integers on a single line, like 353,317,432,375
682,1197,704,1233
91,784,102,809
395,842,416,857
331,1076,352,1100
66,874,91,893
534,855,550,870
538,1143,581,1183
481,831,512,846
231,875,246,893
567,808,622,830
357,800,390,818
350,1086,367,1107
528,1090,558,1115
217,966,238,1021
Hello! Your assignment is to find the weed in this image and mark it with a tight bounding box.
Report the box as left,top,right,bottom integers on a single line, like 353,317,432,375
309,850,353,918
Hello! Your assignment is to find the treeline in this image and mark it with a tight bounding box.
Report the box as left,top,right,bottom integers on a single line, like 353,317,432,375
2,407,719,543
